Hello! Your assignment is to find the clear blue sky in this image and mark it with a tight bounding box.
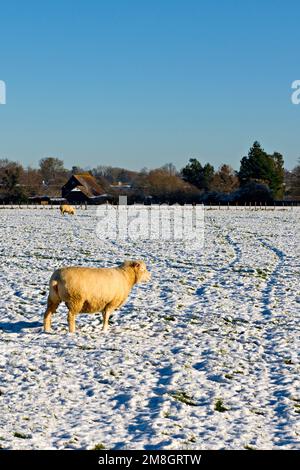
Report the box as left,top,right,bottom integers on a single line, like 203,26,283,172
0,0,300,171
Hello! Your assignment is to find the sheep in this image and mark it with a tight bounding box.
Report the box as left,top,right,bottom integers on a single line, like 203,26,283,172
60,204,75,215
43,260,151,333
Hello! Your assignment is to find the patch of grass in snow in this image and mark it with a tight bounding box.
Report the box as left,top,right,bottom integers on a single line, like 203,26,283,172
214,399,228,413
182,435,197,447
293,402,300,413
255,268,268,279
224,374,233,380
13,432,31,439
219,349,227,356
183,363,191,369
67,437,79,445
164,316,176,322
78,345,96,351
223,316,249,325
93,443,106,450
32,253,54,260
251,409,265,416
244,445,256,450
170,391,198,406
233,267,255,276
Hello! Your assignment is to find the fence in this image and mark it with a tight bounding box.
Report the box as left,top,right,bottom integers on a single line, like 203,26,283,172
0,201,299,210
206,201,299,210
0,202,83,210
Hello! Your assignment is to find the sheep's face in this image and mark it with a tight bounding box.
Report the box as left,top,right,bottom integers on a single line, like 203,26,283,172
125,260,151,284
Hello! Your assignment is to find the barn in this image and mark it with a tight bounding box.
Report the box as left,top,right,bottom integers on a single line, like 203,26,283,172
62,173,111,204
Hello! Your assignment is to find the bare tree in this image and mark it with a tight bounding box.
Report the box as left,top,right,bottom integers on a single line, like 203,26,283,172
210,164,239,193
161,163,177,176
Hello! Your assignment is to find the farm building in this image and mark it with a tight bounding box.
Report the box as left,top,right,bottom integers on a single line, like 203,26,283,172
109,181,132,191
28,196,67,205
62,173,111,204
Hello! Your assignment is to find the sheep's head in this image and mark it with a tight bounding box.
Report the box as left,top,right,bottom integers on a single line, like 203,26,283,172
123,260,151,284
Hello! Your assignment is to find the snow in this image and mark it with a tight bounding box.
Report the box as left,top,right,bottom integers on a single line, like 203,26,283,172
0,207,299,450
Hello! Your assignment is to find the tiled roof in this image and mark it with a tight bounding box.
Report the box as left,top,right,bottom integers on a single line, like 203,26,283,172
71,174,104,197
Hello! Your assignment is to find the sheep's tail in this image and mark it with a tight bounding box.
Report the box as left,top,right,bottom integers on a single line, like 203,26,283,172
49,279,60,299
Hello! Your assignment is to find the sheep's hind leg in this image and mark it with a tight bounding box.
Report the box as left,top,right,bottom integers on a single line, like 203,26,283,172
67,309,78,333
44,299,60,332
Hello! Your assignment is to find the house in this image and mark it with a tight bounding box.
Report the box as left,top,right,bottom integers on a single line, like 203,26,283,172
62,173,112,204
109,181,132,191
28,196,67,205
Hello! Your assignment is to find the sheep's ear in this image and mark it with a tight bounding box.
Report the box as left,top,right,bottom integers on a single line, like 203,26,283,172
131,261,141,268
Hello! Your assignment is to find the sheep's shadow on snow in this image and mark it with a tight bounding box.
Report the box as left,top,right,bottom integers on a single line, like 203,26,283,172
0,321,42,333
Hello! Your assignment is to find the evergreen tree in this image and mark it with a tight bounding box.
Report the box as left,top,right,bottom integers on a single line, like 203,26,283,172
181,158,214,191
202,163,215,190
239,142,284,199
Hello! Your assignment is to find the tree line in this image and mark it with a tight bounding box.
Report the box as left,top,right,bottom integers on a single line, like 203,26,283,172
0,141,299,204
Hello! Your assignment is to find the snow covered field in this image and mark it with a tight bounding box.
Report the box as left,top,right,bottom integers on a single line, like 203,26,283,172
0,207,299,450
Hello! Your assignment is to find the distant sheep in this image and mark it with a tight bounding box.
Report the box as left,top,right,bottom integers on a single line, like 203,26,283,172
60,204,75,215
43,260,151,333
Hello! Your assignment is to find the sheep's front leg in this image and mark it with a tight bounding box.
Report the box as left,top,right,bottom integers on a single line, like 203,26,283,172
102,307,114,333
67,310,77,333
